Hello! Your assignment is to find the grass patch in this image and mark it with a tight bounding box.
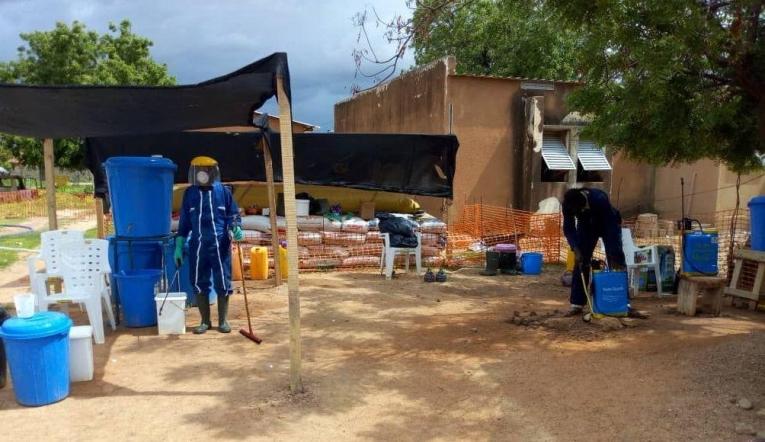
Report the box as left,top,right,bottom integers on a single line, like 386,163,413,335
0,231,41,269
84,227,98,239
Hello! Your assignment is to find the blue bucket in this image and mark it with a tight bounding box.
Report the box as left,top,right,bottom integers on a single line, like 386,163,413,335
749,195,765,251
108,238,163,272
104,156,177,238
520,252,543,275
114,269,162,327
0,312,72,406
592,271,629,316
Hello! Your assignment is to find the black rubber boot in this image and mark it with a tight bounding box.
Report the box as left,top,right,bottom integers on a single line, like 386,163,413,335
217,294,231,333
480,251,500,276
193,294,212,334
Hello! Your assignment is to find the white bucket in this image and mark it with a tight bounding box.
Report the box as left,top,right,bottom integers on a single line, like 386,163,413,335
296,199,310,217
13,293,35,318
69,325,94,382
155,292,186,335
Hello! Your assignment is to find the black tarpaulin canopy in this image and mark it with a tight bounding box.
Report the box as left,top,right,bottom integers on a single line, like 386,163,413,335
85,131,459,198
0,52,290,138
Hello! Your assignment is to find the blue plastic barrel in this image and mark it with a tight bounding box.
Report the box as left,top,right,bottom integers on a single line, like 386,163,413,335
114,269,162,327
108,237,163,272
163,240,217,307
104,156,177,238
592,271,629,315
520,252,543,275
749,195,765,251
0,312,72,406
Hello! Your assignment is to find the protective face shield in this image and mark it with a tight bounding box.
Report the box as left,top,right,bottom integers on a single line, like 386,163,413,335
189,156,220,187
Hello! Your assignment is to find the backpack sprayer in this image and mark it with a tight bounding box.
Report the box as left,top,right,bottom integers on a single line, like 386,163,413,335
676,178,719,280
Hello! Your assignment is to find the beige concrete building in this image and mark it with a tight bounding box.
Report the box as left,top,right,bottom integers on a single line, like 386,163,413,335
335,57,764,222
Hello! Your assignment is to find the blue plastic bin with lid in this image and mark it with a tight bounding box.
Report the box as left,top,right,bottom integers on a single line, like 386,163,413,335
104,156,177,238
749,195,765,251
114,269,162,327
0,312,72,406
519,252,543,275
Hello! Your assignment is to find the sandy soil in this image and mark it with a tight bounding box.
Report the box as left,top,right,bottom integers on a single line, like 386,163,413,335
1,267,764,441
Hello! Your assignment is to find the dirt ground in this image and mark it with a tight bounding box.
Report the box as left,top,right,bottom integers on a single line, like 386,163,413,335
1,267,764,441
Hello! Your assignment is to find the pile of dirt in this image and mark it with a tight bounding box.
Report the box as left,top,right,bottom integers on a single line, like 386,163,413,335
506,309,643,339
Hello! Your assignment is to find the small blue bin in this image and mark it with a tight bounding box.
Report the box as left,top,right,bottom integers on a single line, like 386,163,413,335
104,156,177,238
749,195,765,251
592,271,629,316
520,252,543,275
0,312,72,406
114,269,162,327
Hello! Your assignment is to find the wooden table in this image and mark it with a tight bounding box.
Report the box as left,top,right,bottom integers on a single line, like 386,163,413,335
725,249,765,309
678,274,726,316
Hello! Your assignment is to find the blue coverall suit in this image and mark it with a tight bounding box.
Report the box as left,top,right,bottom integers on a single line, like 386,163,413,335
563,188,626,307
177,182,240,297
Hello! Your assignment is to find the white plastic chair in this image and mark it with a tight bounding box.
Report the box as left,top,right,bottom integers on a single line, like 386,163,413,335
49,239,115,344
27,230,86,307
612,228,663,297
380,232,422,280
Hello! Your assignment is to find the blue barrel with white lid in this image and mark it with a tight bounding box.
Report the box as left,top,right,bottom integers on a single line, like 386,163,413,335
104,156,177,238
749,195,765,251
0,312,72,406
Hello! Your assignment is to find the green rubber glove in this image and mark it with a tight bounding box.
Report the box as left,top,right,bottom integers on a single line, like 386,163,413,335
174,236,185,267
232,225,244,242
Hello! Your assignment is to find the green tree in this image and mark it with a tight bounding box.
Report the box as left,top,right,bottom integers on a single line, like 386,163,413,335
413,0,580,80
549,0,764,172
0,20,175,169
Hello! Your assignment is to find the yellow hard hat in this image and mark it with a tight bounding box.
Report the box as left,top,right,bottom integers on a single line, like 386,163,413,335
190,156,218,167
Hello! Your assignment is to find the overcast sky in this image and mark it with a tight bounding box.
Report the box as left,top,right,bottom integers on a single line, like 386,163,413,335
0,0,414,131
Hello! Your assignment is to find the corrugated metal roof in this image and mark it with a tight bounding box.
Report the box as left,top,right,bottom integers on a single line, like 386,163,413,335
577,140,611,171
450,73,582,85
542,135,576,170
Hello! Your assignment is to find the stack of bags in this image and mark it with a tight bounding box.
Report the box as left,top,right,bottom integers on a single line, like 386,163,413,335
240,213,448,270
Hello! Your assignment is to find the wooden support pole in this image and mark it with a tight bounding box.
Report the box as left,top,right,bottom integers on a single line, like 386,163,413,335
43,138,57,230
276,75,303,393
261,138,282,286
95,197,106,238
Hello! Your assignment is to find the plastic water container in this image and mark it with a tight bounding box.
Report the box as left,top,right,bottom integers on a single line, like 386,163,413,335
0,312,72,406
104,156,177,237
749,195,765,251
155,292,186,335
250,247,269,280
683,230,719,275
109,238,163,271
519,252,543,275
13,293,35,318
69,326,94,382
592,271,629,315
114,269,162,327
296,199,310,217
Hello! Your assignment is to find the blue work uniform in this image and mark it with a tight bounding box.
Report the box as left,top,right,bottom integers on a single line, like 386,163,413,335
177,183,240,297
563,188,626,306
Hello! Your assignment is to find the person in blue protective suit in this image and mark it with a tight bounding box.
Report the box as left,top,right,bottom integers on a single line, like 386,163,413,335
562,187,647,318
175,156,244,334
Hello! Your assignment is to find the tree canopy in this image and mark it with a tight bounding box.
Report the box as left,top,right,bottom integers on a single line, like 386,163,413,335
354,0,765,172
0,20,175,169
412,0,579,81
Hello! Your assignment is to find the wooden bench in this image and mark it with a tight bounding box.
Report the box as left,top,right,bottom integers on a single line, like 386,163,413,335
678,274,726,316
725,249,765,309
